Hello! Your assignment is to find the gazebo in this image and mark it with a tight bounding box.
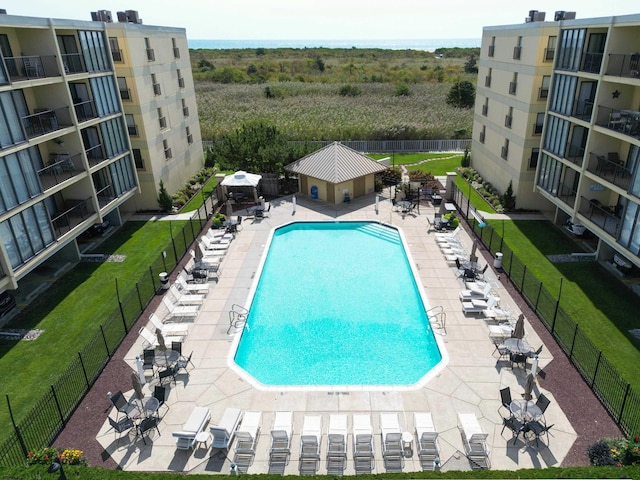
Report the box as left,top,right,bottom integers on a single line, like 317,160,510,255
285,142,386,204
220,170,262,202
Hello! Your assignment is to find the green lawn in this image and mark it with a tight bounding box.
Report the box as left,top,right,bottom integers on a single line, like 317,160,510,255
490,219,640,390
368,152,463,176
0,221,186,440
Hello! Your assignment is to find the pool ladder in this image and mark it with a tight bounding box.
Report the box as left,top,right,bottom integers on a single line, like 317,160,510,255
427,306,446,335
228,304,248,334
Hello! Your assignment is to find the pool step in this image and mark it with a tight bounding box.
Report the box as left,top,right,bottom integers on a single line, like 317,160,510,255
357,223,402,244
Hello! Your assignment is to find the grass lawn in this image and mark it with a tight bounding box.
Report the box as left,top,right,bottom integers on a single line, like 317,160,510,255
181,175,221,212
456,175,495,213
490,219,640,390
368,152,463,176
0,221,186,442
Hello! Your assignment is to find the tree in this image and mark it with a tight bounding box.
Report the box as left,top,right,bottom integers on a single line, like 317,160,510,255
464,55,478,74
502,180,516,212
446,80,475,109
461,145,471,167
394,82,411,97
157,180,173,212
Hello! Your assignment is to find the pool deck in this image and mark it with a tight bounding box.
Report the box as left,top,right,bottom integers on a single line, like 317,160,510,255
65,192,619,473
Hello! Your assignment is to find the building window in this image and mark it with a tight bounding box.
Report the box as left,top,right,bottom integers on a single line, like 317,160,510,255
152,74,161,96
177,69,185,88
186,126,193,145
172,38,180,58
501,139,509,160
556,29,586,71
125,114,138,136
133,148,144,169
109,37,122,62
534,113,544,135
530,148,540,169
485,67,492,87
479,125,486,144
182,98,189,117
488,37,495,57
509,72,518,95
0,202,55,268
505,107,513,128
145,37,155,61
539,75,550,99
117,77,130,101
513,36,522,60
545,36,556,61
158,108,166,129
163,139,172,159
482,97,488,116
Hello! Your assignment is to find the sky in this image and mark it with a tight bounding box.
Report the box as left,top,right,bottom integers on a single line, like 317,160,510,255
3,0,639,40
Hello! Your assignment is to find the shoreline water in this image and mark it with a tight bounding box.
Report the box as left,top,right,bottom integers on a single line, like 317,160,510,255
188,38,480,51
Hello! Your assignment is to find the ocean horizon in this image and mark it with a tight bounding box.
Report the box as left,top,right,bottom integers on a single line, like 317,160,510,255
188,38,480,52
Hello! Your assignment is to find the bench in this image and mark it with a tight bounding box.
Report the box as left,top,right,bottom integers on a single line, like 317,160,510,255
172,406,211,450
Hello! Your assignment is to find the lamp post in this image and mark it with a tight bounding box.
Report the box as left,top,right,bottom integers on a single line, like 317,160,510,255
47,457,67,480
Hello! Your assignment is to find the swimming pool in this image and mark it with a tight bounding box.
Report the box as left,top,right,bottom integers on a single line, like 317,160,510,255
232,221,444,388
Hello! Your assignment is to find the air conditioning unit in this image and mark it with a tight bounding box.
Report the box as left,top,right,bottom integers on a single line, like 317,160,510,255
116,11,127,22
0,9,7,14
91,10,113,22
533,11,546,21
125,10,142,24
554,10,566,21
563,11,576,20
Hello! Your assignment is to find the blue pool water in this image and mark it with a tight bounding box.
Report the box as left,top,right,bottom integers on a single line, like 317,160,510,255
233,221,442,386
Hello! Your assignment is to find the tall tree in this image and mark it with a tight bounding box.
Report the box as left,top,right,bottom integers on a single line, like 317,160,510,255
446,80,476,109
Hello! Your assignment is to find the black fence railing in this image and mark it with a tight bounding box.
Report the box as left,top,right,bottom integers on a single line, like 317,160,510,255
0,211,213,467
451,182,640,437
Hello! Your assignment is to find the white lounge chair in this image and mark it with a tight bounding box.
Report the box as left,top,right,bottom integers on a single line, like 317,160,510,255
414,413,439,471
172,406,211,450
177,272,210,294
300,415,322,475
352,414,374,474
458,413,490,470
200,238,229,251
459,282,492,301
210,407,243,449
326,414,347,475
196,243,226,260
434,225,461,240
162,296,200,319
138,325,184,348
232,411,262,473
169,284,204,305
201,234,231,249
380,413,403,472
462,296,497,314
269,411,293,473
148,312,189,336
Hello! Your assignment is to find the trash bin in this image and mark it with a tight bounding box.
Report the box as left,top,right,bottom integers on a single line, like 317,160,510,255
159,272,169,290
494,252,503,269
310,186,318,200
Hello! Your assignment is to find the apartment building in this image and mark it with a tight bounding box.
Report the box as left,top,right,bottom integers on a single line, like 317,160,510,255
472,11,640,271
472,10,558,209
0,10,203,301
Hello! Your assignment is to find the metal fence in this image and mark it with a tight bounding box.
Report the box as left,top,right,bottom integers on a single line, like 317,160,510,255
202,139,471,153
0,205,211,467
451,183,640,437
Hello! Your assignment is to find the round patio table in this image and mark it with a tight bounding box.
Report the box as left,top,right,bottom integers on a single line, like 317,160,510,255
153,349,179,367
503,338,533,355
510,399,542,422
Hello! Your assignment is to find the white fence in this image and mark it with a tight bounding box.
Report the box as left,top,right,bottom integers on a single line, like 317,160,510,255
202,139,470,153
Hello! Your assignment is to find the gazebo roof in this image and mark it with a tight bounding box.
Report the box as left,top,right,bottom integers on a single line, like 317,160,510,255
285,142,386,184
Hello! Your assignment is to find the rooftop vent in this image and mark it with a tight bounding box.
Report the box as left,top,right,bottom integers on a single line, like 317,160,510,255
525,10,546,22
117,9,143,24
90,10,113,22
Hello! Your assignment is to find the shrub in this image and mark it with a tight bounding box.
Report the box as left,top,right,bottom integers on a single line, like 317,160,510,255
157,180,173,212
338,84,362,97
588,439,617,466
461,145,471,167
393,82,411,97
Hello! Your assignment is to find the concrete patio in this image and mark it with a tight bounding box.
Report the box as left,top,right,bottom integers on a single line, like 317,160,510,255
96,191,576,474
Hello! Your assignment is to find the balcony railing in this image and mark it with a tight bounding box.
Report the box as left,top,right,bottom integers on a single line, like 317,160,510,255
533,123,543,135
164,147,172,159
4,55,61,81
481,104,488,116
578,196,621,238
127,124,139,136
178,77,185,88
504,115,512,128
587,152,632,190
544,48,555,62
111,49,123,63
37,152,82,191
485,76,491,87
580,52,603,74
182,106,189,117
159,116,167,129
479,131,485,143
51,197,94,237
119,88,131,101
508,82,517,95
595,105,640,140
513,46,522,60
173,47,180,59
501,146,508,159
61,53,87,74
488,45,494,57
187,133,193,144
146,48,155,61
573,99,594,122
85,143,107,166
96,185,116,208
153,83,161,96
606,53,640,79
74,100,98,122
565,144,584,165
21,107,70,139
556,183,577,209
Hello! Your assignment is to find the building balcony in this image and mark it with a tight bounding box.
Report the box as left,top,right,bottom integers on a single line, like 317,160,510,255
479,131,485,143
605,53,640,80
4,55,61,81
21,107,70,139
501,146,508,160
153,83,161,96
573,99,594,122
119,88,131,101
538,86,549,100
508,82,517,95
37,152,83,191
146,48,155,62
85,143,107,167
481,104,488,116
178,77,185,88
173,47,181,59
595,105,640,140
556,183,577,209
50,197,95,238
127,124,139,136
586,152,632,190
580,52,603,74
97,185,116,208
182,106,190,117
74,100,98,123
578,196,621,238
565,145,584,166
61,53,88,74
504,115,512,128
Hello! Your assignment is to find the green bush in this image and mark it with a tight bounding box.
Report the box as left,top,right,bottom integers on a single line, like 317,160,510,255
394,82,411,96
338,84,362,97
157,180,173,212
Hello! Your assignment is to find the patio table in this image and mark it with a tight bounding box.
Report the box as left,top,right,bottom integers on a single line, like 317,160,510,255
154,349,179,368
510,399,542,422
503,338,533,355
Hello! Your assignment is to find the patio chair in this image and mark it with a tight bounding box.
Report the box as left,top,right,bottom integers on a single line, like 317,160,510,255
475,264,489,281
535,393,551,416
158,365,177,385
499,387,512,416
380,413,404,472
353,414,375,474
233,411,262,473
176,351,195,374
153,385,170,414
142,349,156,376
139,325,185,349
525,420,553,447
162,296,200,320
136,416,160,445
462,296,497,314
171,341,182,354
326,414,347,475
109,390,139,420
458,413,490,470
169,284,204,306
459,282,492,301
177,272,210,294
270,411,293,473
148,312,189,336
108,416,135,445
609,112,625,130
414,413,439,471
501,416,525,445
299,415,322,475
